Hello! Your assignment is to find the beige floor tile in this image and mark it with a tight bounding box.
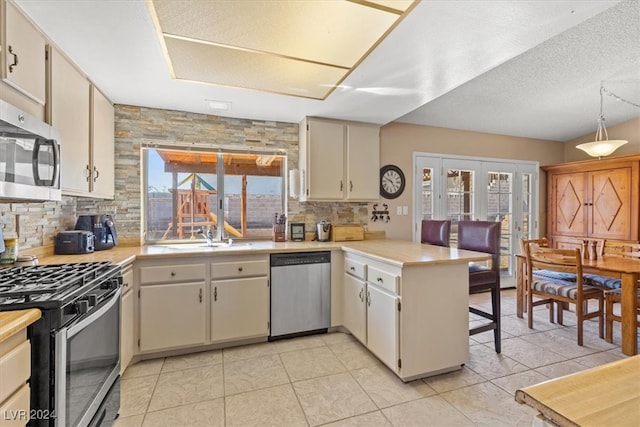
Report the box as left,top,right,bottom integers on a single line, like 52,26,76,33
490,369,549,396
280,345,346,381
499,337,566,368
224,354,290,395
442,381,536,426
321,411,391,426
122,358,164,379
519,329,602,359
351,364,436,408
469,328,513,344
112,414,144,427
501,314,559,337
119,375,157,417
147,364,224,411
382,395,475,426
293,372,377,426
274,334,327,353
142,399,224,427
465,343,529,380
162,349,222,372
225,384,307,427
534,360,587,379
222,341,278,362
321,331,356,345
573,350,627,369
328,340,381,370
422,367,486,393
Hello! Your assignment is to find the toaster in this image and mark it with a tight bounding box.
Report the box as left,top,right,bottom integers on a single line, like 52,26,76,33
55,230,95,254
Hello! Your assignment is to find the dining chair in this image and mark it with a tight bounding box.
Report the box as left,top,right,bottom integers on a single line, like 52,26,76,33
525,245,604,346
421,220,451,247
602,241,640,343
457,220,501,353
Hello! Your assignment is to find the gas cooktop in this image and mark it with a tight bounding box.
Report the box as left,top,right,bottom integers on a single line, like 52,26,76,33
0,261,119,309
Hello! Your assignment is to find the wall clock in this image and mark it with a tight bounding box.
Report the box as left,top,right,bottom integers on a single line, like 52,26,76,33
380,164,405,199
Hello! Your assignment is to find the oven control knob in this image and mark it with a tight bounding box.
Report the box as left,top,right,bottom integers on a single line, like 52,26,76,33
75,300,89,314
87,294,97,306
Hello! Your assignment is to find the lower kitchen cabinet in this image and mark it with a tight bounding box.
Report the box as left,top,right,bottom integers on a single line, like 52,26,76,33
139,282,206,352
365,283,399,371
210,277,269,343
342,272,366,343
343,251,468,381
120,264,134,374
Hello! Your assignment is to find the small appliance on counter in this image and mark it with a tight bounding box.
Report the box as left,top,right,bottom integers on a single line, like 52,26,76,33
75,214,118,250
315,220,331,242
55,230,95,254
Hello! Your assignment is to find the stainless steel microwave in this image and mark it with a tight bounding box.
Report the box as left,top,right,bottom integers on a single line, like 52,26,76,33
0,99,61,201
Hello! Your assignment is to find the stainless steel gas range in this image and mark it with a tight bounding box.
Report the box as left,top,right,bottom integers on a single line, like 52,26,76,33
0,262,122,427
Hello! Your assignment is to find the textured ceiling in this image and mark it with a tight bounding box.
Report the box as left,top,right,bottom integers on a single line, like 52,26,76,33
15,0,640,142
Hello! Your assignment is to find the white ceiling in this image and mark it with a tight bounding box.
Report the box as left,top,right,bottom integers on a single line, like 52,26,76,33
16,0,640,142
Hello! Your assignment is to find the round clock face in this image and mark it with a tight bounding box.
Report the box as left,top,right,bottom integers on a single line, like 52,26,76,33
380,165,405,199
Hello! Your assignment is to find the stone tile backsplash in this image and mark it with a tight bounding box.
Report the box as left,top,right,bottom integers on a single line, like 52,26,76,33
0,105,369,249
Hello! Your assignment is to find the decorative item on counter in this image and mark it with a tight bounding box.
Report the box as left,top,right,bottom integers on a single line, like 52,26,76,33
290,223,305,241
370,203,390,223
315,220,331,242
273,212,286,242
0,236,18,264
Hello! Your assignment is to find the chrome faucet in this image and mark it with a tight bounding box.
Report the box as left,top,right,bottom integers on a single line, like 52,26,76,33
200,226,215,246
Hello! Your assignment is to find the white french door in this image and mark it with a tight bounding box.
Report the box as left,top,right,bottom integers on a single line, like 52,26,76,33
413,154,539,287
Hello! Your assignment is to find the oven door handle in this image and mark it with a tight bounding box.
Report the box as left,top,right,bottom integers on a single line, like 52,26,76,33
67,287,121,339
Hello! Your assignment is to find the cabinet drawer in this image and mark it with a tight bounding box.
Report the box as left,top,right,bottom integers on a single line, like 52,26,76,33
0,340,30,404
139,264,206,284
344,258,366,280
367,265,399,294
0,384,30,426
210,259,268,279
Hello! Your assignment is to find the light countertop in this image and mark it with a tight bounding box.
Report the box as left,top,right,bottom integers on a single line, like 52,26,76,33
27,239,490,268
0,309,42,342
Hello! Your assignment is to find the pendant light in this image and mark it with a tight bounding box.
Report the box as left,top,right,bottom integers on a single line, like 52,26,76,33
576,83,628,158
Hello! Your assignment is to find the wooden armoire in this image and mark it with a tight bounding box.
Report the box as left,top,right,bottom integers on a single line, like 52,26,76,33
543,154,640,248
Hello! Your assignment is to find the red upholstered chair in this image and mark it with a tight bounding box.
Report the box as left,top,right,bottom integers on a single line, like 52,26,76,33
421,220,451,247
457,220,501,353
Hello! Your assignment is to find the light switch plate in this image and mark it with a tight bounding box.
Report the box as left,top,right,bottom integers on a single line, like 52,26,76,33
402,206,408,215
396,206,402,215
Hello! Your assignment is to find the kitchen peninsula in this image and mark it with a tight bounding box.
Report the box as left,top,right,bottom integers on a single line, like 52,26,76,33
29,239,490,381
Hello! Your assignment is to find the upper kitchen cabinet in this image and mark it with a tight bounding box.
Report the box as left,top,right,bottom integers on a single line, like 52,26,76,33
48,46,114,198
544,155,640,246
299,117,379,202
0,0,46,119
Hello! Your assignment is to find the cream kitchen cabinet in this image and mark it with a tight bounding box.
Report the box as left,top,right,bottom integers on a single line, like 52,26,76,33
48,46,114,198
119,264,134,375
342,249,469,381
343,253,399,372
138,262,206,352
342,257,367,343
299,117,379,201
210,255,270,343
1,0,46,116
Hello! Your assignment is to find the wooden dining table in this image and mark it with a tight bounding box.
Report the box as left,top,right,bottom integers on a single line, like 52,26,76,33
515,355,640,426
515,254,640,356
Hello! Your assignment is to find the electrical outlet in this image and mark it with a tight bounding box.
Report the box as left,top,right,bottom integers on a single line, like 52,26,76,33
396,206,402,215
402,206,408,215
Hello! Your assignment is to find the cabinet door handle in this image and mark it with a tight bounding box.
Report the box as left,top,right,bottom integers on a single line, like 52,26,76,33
377,277,384,283
8,46,18,73
213,286,217,302
358,288,363,301
85,165,91,182
350,180,353,192
170,271,176,277
200,288,204,303
366,290,371,306
93,166,100,182
350,266,355,271
238,267,243,272
340,180,343,191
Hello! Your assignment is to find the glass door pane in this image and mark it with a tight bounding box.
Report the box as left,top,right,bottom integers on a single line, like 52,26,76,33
486,169,513,277
413,156,442,242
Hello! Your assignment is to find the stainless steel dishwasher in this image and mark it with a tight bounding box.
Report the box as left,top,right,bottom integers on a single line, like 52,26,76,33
269,251,331,339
